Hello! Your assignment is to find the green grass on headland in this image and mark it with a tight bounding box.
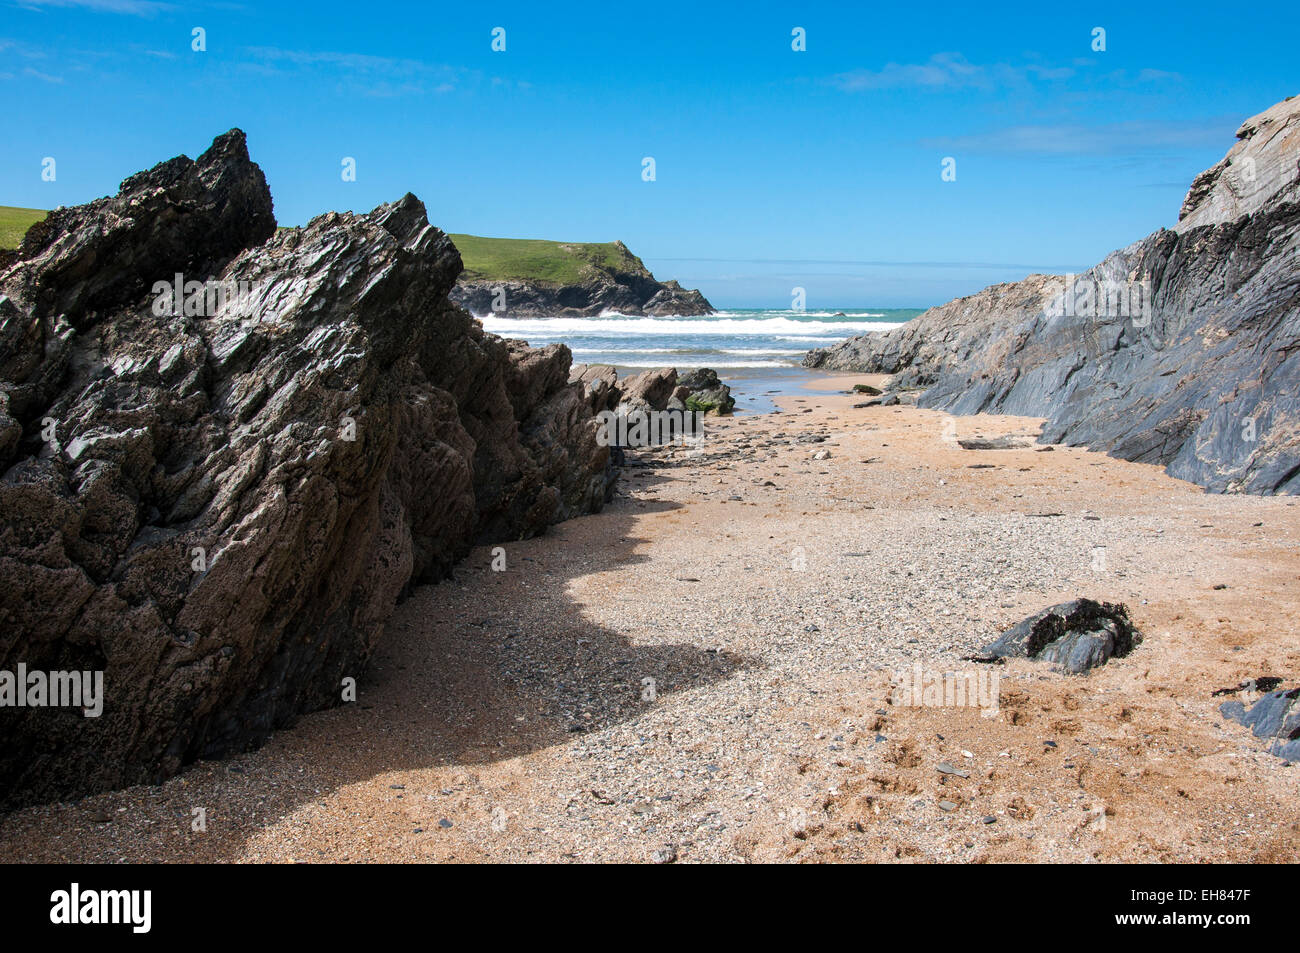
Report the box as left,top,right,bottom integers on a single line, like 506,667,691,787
2,210,642,291
448,234,651,285
0,206,48,250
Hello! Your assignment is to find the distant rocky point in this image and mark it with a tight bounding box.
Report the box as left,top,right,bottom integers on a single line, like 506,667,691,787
806,95,1300,494
448,235,713,317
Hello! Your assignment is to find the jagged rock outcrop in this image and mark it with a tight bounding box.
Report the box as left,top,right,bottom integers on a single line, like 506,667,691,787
1178,98,1300,231
601,366,735,418
674,368,735,415
568,363,621,415
0,130,614,808
616,367,679,415
806,96,1300,494
642,280,713,316
452,242,713,317
970,599,1142,675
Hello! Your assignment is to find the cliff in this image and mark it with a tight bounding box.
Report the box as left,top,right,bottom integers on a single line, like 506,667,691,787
805,96,1300,494
0,131,616,807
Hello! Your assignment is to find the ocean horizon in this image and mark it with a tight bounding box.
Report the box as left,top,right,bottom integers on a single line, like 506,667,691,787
478,308,923,370
478,308,923,411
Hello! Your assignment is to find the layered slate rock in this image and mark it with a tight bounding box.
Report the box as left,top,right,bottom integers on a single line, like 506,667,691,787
971,599,1142,674
805,96,1300,494
616,367,679,415
1219,686,1300,760
568,363,621,415
0,131,613,808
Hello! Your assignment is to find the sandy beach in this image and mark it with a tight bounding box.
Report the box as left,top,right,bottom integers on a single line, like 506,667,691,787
2,372,1298,863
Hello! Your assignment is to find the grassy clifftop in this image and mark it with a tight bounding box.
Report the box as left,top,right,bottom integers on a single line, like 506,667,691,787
448,234,652,286
0,206,47,250
2,210,653,293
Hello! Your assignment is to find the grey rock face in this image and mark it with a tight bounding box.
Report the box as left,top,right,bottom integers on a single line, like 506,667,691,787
805,96,1300,494
0,130,614,808
1177,97,1300,231
616,367,679,415
1219,687,1300,760
974,599,1142,674
568,363,621,415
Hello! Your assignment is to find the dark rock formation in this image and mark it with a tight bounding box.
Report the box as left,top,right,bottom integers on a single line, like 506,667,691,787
675,368,735,415
452,244,713,318
565,365,729,450
805,96,1300,494
616,367,679,415
1219,686,1300,760
642,280,713,316
969,599,1142,674
607,366,735,418
568,363,621,415
0,130,614,808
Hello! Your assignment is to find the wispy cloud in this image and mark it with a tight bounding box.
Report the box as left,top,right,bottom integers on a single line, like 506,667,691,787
239,45,469,96
243,47,436,74
920,116,1236,155
0,38,63,80
831,53,992,92
829,53,1183,94
1137,68,1183,82
239,45,527,97
829,53,1086,93
9,0,173,15
22,65,62,82
0,37,47,58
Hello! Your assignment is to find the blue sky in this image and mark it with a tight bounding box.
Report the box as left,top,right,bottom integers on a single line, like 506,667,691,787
2,0,1296,307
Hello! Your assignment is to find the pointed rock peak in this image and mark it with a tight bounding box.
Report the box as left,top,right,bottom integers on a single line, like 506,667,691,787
1177,95,1300,232
372,191,430,229
200,128,252,165
370,192,432,241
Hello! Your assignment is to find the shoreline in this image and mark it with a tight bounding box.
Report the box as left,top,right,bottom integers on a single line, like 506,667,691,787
2,383,1297,862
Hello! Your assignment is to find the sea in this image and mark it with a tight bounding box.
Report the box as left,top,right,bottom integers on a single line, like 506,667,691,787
478,308,922,413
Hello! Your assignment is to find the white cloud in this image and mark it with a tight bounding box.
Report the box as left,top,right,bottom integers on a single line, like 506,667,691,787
832,53,988,92
920,116,1236,155
10,0,172,15
22,65,62,82
830,53,1083,93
